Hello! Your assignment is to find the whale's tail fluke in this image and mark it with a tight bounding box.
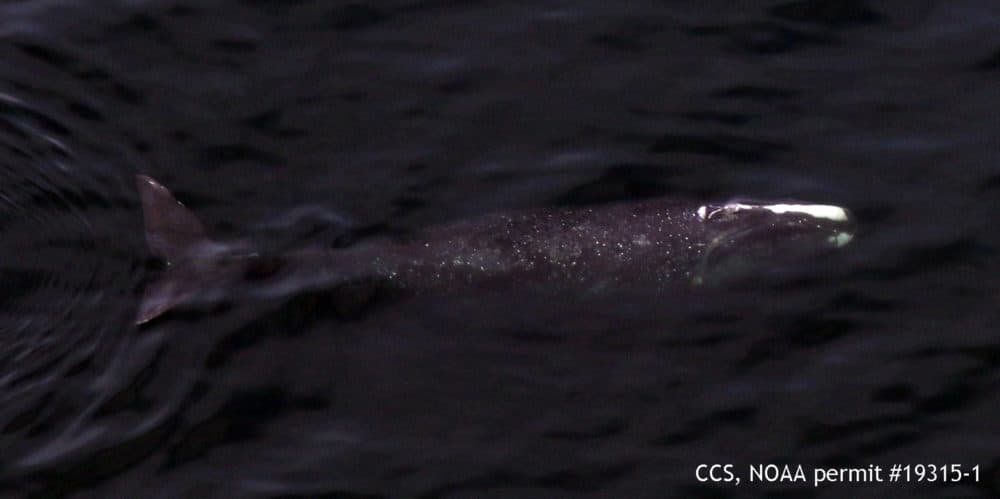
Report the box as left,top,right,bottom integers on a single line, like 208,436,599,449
135,175,212,324
136,175,207,262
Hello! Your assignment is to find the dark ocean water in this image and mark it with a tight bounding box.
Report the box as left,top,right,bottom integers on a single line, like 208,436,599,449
0,0,998,497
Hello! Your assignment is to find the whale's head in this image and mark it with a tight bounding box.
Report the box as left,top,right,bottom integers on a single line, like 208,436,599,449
692,201,855,286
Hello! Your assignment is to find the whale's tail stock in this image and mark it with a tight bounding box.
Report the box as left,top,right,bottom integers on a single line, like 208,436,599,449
134,175,372,325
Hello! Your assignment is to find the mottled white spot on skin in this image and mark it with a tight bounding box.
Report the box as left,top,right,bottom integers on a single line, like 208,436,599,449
828,232,854,247
696,205,707,220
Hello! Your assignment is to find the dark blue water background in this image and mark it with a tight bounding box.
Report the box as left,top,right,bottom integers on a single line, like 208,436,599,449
0,1,997,497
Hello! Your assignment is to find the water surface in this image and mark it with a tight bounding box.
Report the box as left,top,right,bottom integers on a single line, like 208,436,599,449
0,1,998,497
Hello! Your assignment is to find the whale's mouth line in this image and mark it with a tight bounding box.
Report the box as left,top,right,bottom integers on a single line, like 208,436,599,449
691,220,856,286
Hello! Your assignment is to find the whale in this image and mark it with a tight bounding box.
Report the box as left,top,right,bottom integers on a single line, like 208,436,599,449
134,175,855,324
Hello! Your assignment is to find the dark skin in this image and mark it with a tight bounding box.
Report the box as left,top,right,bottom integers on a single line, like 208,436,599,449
135,175,854,324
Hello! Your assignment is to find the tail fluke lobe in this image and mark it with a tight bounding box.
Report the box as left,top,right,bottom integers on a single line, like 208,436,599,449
134,174,211,324
135,175,208,262
135,273,194,325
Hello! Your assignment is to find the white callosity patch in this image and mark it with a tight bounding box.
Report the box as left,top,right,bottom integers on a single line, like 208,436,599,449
756,203,849,222
696,202,850,223
828,232,853,248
